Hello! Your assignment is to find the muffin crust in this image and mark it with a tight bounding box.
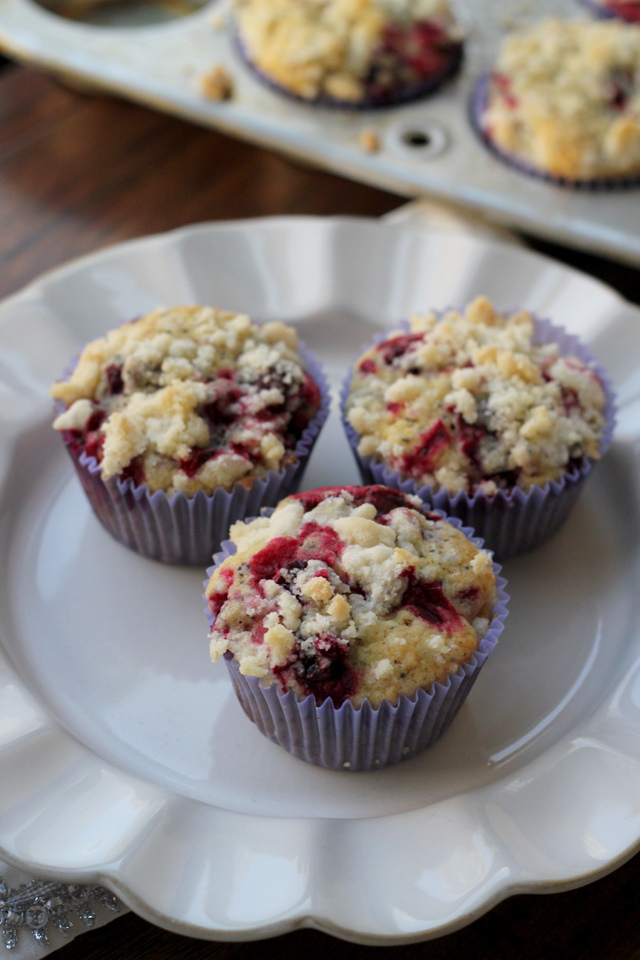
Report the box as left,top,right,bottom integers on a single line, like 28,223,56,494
480,18,640,180
235,0,462,104
345,296,607,496
206,486,497,707
51,306,320,496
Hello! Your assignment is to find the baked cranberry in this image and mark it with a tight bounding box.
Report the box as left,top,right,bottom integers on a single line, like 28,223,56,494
105,363,124,396
456,586,479,604
298,522,344,567
178,448,215,478
359,358,378,375
561,387,582,416
456,414,486,469
400,419,452,478
378,333,424,365
492,71,518,109
606,1,640,20
485,468,521,490
289,373,321,433
84,430,105,462
249,536,300,585
367,19,461,100
202,384,244,426
275,635,358,706
120,455,145,486
398,570,464,633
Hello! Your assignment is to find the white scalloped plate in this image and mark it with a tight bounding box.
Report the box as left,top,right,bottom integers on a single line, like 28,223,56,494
1,217,639,945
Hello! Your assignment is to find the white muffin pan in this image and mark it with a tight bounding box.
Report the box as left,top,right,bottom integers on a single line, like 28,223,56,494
0,0,639,263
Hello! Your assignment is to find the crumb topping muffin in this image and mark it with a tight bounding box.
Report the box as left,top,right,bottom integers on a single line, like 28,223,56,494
345,296,607,496
51,306,321,497
206,485,497,708
480,18,640,180
235,0,463,105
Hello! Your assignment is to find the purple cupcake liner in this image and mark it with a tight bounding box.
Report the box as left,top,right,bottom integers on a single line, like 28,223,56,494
235,31,463,110
576,0,640,20
340,315,617,560
58,339,331,566
205,510,509,771
470,73,640,190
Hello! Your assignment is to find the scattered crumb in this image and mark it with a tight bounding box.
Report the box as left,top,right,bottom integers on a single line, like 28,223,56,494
359,129,380,153
200,65,233,101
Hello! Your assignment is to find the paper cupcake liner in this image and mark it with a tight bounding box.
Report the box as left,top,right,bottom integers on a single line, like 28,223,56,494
205,511,509,771
235,32,463,110
58,341,331,565
470,73,640,190
576,0,640,20
340,316,617,560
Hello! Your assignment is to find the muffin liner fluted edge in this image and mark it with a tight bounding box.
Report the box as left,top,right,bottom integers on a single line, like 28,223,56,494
470,73,640,190
204,509,509,771
58,341,331,566
340,317,617,559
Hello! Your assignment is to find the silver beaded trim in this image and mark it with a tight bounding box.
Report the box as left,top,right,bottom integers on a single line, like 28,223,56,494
0,878,121,950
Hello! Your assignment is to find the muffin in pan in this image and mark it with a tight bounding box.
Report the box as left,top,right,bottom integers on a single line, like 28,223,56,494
473,18,640,186
234,0,464,108
205,485,509,770
50,306,329,565
342,297,615,558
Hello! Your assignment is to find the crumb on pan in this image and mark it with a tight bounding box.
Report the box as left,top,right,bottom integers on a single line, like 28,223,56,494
200,65,234,101
358,128,380,153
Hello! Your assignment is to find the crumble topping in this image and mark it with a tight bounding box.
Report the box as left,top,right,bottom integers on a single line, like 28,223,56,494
200,64,234,100
206,485,497,707
345,296,606,495
358,128,380,152
235,0,462,104
51,306,321,496
481,18,640,180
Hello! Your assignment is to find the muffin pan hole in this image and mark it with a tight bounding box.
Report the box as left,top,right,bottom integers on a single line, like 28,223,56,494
388,122,448,159
403,130,432,147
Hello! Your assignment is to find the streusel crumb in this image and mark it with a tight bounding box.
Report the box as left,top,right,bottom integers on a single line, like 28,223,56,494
200,65,234,100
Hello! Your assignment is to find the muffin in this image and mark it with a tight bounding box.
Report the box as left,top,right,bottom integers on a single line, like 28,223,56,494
51,306,329,564
579,0,640,23
205,485,508,770
235,0,463,108
342,296,614,557
474,18,640,185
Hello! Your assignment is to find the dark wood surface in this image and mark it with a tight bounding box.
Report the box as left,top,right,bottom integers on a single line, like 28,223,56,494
0,61,639,960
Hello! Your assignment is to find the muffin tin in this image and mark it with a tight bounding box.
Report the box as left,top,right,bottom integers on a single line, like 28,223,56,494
1,0,640,263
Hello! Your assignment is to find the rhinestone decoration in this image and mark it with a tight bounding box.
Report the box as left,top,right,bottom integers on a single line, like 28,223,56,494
0,878,121,949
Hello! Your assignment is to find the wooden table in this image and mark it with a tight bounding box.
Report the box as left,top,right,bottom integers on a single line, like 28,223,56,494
0,61,639,960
